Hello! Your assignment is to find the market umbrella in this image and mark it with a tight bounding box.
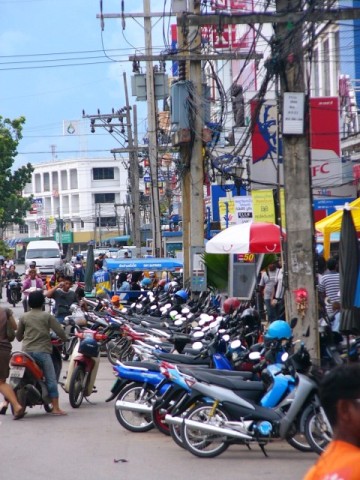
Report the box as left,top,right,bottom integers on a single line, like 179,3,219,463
205,222,285,254
339,208,360,335
84,242,95,293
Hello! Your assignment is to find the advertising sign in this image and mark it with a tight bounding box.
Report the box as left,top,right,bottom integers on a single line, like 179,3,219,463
251,190,275,223
29,198,43,215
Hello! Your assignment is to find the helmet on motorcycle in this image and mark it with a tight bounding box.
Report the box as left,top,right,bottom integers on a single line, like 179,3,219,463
240,308,261,328
223,297,241,315
78,337,99,357
141,277,152,288
264,320,292,341
29,261,36,268
174,289,189,304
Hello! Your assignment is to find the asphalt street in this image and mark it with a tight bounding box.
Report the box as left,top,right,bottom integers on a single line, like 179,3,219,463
1,292,318,480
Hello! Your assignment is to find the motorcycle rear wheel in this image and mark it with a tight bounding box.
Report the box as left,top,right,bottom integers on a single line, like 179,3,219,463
304,409,332,455
152,405,170,435
69,365,86,408
115,382,154,432
15,387,27,414
181,402,230,458
10,290,17,307
169,423,185,449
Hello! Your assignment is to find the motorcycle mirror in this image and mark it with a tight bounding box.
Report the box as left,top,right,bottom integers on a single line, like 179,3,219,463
121,308,128,314
290,317,298,329
221,334,230,342
202,326,210,333
216,316,223,322
164,303,172,309
281,352,289,362
249,351,261,361
187,313,194,320
174,319,183,327
199,313,210,321
181,307,190,314
192,341,203,351
230,339,241,349
131,303,136,308
198,319,207,327
209,320,218,329
193,331,205,339
136,304,142,309
192,324,200,330
218,329,226,334
150,305,157,311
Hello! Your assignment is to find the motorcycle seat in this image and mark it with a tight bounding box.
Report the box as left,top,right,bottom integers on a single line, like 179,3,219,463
179,367,254,380
122,361,161,372
190,370,265,392
154,352,210,365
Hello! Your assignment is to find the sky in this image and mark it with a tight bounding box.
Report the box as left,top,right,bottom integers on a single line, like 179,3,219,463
0,0,173,169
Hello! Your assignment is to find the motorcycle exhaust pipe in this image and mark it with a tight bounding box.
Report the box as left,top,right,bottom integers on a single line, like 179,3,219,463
164,414,184,426
183,418,253,440
115,400,153,414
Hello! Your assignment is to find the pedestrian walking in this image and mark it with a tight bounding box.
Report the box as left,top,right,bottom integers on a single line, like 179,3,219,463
318,257,340,318
0,306,26,419
259,260,279,323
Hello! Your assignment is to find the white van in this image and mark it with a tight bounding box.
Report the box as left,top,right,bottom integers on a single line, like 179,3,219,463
25,240,62,276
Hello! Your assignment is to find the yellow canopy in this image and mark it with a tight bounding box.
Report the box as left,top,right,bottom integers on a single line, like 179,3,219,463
315,197,360,259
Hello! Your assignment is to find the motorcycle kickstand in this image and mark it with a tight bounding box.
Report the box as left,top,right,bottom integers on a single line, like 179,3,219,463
258,443,268,458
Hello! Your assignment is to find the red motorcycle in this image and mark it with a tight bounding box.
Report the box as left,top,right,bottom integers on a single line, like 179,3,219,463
63,330,107,408
9,338,63,414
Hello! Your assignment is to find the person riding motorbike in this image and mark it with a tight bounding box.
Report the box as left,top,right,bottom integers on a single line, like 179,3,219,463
6,265,20,304
16,291,68,416
22,269,44,313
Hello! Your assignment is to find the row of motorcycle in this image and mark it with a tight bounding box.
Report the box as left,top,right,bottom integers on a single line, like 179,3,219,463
8,286,335,458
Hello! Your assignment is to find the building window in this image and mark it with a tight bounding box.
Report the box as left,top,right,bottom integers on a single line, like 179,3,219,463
96,216,116,227
94,193,115,203
93,168,114,180
80,220,84,228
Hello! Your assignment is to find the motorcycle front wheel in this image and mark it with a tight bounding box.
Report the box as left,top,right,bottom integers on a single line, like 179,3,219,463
181,402,230,458
10,290,17,307
69,365,86,408
304,409,332,455
115,382,154,432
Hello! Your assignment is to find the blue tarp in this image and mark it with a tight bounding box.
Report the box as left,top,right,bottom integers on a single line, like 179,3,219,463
104,258,183,272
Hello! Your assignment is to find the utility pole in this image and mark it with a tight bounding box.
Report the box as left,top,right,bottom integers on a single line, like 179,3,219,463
188,0,205,266
123,72,141,251
144,0,162,257
275,0,318,358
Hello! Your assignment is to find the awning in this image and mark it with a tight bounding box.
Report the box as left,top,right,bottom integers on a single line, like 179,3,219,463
104,235,131,244
104,258,183,272
315,197,360,259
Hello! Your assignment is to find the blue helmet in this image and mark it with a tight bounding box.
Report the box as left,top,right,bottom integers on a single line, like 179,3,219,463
78,338,99,357
264,320,292,341
174,289,189,303
141,278,152,287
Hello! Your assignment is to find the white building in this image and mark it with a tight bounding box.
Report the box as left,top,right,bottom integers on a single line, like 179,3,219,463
11,157,130,247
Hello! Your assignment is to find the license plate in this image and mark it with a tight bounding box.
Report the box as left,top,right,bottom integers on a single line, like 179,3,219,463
10,366,25,378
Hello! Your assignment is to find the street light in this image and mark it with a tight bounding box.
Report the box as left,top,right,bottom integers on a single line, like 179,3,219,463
227,163,245,196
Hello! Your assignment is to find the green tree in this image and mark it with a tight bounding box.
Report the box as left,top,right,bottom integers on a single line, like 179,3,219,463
0,116,33,238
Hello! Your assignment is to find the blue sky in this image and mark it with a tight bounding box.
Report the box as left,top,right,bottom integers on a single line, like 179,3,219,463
0,0,172,169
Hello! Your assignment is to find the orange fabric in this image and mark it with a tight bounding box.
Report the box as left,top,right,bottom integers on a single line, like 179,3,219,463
304,441,360,480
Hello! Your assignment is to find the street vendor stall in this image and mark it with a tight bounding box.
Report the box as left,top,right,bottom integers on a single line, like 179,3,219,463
315,197,360,260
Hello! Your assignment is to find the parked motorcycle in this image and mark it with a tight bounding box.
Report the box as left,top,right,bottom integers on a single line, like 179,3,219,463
165,344,326,458
63,329,107,408
9,339,63,414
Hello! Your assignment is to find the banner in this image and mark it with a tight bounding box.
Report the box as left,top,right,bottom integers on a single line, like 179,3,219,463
251,190,275,223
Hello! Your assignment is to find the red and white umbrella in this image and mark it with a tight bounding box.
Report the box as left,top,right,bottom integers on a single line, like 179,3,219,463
205,222,285,254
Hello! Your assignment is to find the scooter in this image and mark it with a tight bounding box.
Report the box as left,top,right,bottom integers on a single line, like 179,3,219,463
63,329,107,408
9,339,63,414
165,345,325,457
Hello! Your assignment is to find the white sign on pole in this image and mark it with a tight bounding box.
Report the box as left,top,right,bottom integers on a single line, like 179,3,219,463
234,196,253,224
283,92,305,135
